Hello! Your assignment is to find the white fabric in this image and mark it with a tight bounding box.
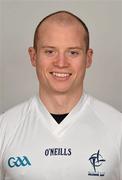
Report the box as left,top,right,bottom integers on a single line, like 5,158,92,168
0,94,122,180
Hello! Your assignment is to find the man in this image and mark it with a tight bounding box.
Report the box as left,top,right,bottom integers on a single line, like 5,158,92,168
0,10,122,180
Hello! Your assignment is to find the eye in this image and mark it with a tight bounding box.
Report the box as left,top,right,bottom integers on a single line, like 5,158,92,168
67,50,80,57
45,49,54,54
71,51,79,55
44,49,57,57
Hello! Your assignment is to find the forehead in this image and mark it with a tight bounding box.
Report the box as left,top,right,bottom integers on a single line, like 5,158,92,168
37,22,86,49
38,20,86,40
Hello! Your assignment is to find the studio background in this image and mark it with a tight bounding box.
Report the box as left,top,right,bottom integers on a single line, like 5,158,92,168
0,0,122,113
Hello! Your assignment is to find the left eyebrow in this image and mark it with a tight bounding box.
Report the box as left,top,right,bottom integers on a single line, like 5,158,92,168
68,47,85,53
68,47,84,50
40,46,56,49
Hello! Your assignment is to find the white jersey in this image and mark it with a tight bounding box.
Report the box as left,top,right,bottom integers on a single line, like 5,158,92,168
0,94,122,180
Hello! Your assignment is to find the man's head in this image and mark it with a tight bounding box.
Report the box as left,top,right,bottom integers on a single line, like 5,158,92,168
33,10,89,52
29,10,93,96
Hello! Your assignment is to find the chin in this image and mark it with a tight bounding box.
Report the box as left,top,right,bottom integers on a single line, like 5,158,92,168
51,86,71,95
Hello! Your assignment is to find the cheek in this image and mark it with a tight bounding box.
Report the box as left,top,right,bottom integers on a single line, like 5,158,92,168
36,55,52,68
74,59,86,73
36,59,50,78
35,60,43,78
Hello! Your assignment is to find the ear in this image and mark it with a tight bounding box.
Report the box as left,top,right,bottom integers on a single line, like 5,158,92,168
28,47,37,67
86,48,93,68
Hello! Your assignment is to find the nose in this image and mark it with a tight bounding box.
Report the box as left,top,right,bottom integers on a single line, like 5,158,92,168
53,53,69,68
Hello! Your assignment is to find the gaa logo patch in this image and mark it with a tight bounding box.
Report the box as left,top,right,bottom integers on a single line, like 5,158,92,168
8,156,31,168
88,150,106,176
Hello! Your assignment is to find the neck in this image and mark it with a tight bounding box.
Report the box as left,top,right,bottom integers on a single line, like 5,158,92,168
39,88,83,114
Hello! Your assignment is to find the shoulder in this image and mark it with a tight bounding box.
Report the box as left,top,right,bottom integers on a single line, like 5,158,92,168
87,94,122,130
89,95,121,119
1,96,35,118
0,96,36,134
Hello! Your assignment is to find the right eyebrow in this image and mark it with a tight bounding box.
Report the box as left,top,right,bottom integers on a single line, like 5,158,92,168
40,46,56,49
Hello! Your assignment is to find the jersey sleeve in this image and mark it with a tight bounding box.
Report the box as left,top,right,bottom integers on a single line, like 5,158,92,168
120,121,122,179
0,113,6,180
0,110,22,180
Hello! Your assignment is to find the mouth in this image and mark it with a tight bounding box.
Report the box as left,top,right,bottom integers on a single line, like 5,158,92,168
50,72,72,79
